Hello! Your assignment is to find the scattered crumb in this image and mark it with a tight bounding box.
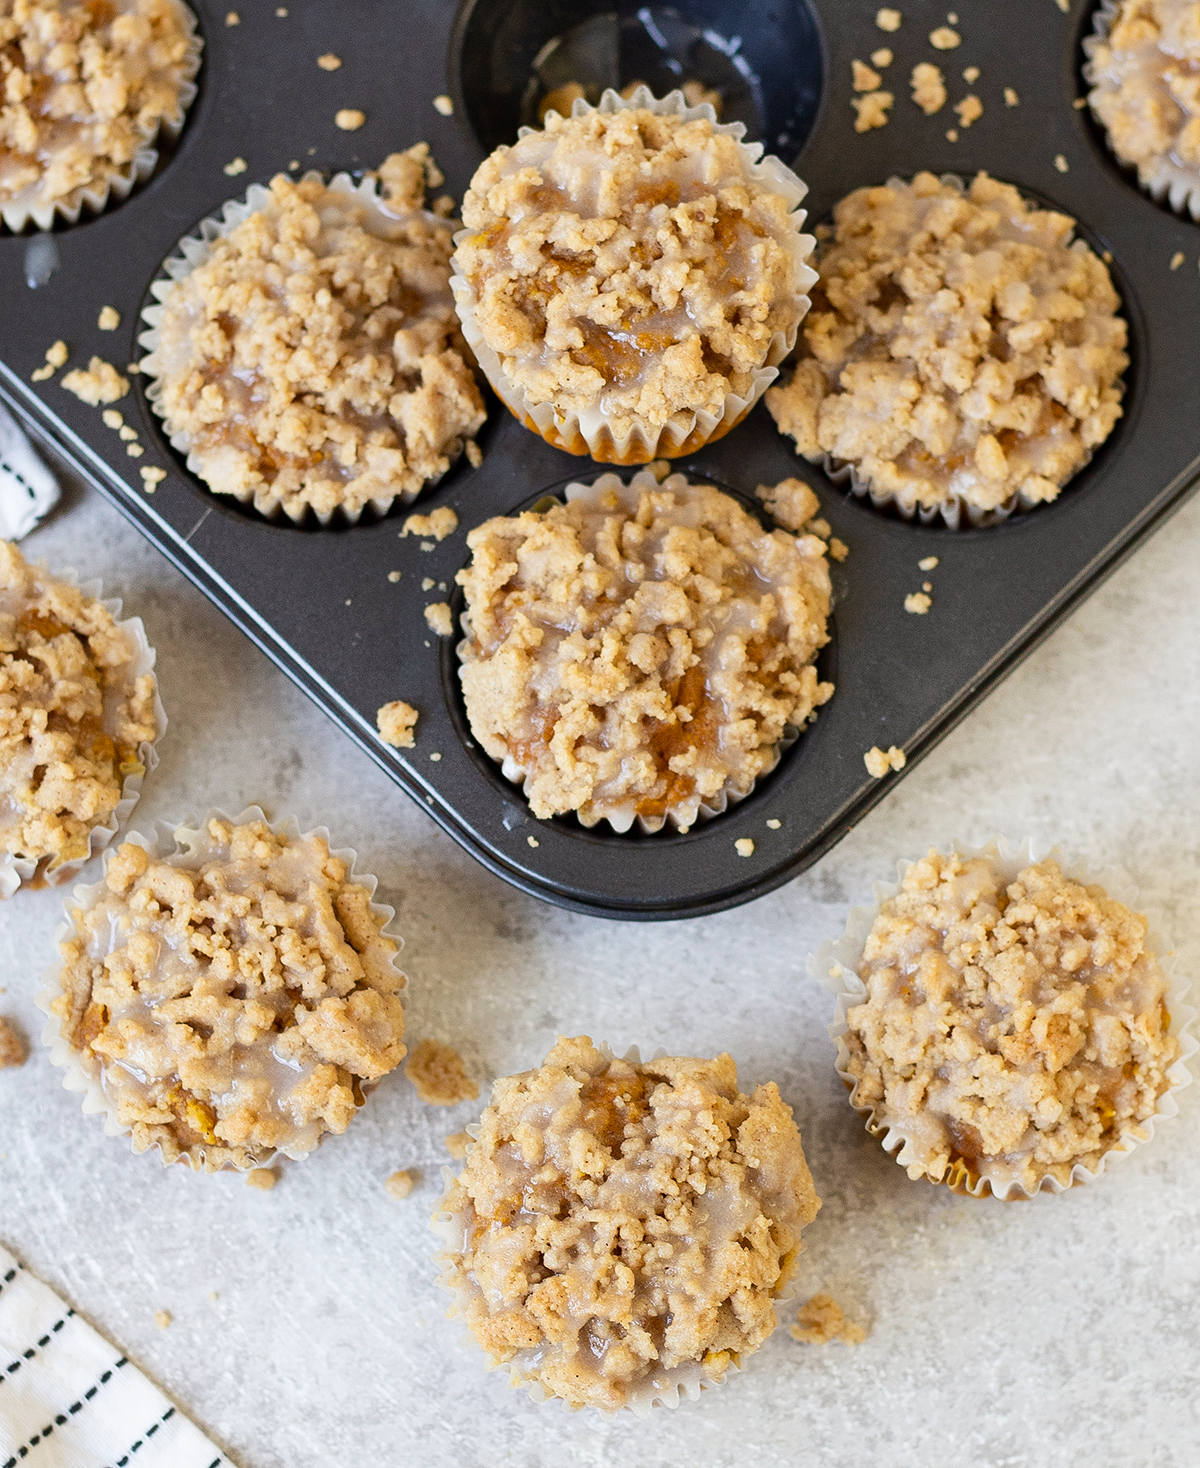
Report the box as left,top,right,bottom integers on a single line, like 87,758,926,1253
904,591,932,614
954,95,983,127
871,47,894,67
385,1169,415,1199
433,195,456,217
1054,154,1069,173
246,1168,277,1191
755,476,819,531
947,10,958,19
527,834,539,847
735,838,755,857
829,537,849,562
31,339,69,382
97,306,120,331
864,745,907,777
30,365,53,381
61,357,128,405
424,602,454,637
930,26,961,48
876,8,902,31
766,819,781,829
406,1039,479,1106
208,1291,219,1300
335,109,365,131
433,94,454,116
808,517,831,539
1055,0,1068,11
646,460,671,482
918,555,939,570
465,439,483,468
1073,96,1087,109
225,10,238,23
154,1310,172,1330
963,65,979,83
420,541,434,552
387,570,402,582
922,581,933,592
429,751,441,762
445,1131,472,1160
317,53,341,70
1004,87,1019,107
852,59,883,92
126,361,141,373
946,128,959,141
275,6,287,14
401,506,458,541
789,1294,867,1346
0,1018,25,1068
1170,252,1185,271
1102,250,1113,264
911,62,947,114
224,157,247,176
421,576,435,591
101,409,123,429
126,443,144,458
140,466,167,489
118,424,137,441
377,700,418,749
852,90,894,131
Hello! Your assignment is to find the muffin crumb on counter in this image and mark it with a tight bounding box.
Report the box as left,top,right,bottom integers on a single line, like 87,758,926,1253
0,1018,26,1069
385,1169,415,1199
444,1131,471,1159
246,1168,277,1192
790,1294,867,1346
407,1040,479,1105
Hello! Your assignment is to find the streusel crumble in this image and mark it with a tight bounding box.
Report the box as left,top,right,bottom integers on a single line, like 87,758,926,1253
452,100,813,461
0,0,199,227
50,818,406,1170
1086,0,1200,217
456,470,833,832
841,852,1181,1196
766,173,1128,521
0,539,158,875
433,1036,820,1412
142,157,485,522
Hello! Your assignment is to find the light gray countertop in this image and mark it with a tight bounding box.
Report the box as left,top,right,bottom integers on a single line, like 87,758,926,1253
2,466,1198,1468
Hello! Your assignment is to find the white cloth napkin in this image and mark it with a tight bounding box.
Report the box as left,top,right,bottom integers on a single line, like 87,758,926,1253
0,404,60,540
0,1244,232,1468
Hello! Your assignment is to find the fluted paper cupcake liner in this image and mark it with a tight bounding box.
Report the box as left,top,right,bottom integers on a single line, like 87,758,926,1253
430,1041,814,1416
1084,0,1200,224
0,567,165,898
138,171,469,524
0,1,202,234
450,86,817,465
36,805,406,1172
807,837,1197,1200
457,468,805,835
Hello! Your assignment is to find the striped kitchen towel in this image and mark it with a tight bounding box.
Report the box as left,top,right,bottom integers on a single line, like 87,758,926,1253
0,405,59,541
0,1245,233,1468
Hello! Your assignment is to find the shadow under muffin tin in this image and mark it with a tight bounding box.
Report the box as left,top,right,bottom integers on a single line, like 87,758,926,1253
1,0,1198,919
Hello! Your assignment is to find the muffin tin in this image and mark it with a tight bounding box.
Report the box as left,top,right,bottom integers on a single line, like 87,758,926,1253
1,0,1198,920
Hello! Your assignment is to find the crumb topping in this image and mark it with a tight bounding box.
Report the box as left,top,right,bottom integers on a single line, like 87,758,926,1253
0,0,196,216
51,818,406,1171
434,1036,820,1411
455,106,808,442
1086,0,1200,196
407,1038,479,1105
789,1293,867,1345
0,1016,25,1067
376,699,417,749
400,505,457,540
61,356,127,404
911,62,947,114
0,539,157,871
843,854,1181,1194
766,172,1128,517
144,164,485,522
456,470,833,833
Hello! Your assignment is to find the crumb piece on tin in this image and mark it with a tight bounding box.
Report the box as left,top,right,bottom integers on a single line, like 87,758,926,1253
31,340,66,382
735,838,755,857
140,466,167,488
930,26,961,48
877,8,902,30
445,1130,472,1159
117,424,137,441
539,82,586,123
432,194,456,217
946,127,959,140
102,409,123,429
853,59,883,92
246,1168,277,1191
406,1039,479,1105
955,94,983,127
377,700,418,749
385,1168,415,1199
424,602,453,637
126,443,143,458
963,65,980,83
872,47,894,67
224,157,247,176
0,1018,26,1068
401,506,457,541
911,62,947,114
1056,0,1069,11
789,1294,868,1346
465,439,483,468
375,141,444,210
97,306,120,331
766,818,781,829
1055,153,1069,171
61,357,127,405
1170,251,1185,269
318,53,341,70
387,569,402,582
335,108,365,131
919,555,939,570
755,476,820,532
829,537,849,561
853,90,894,131
905,591,932,613
433,94,454,116
154,1310,172,1330
527,835,539,847
864,745,906,777
226,9,238,21
1005,87,1020,106
275,6,287,14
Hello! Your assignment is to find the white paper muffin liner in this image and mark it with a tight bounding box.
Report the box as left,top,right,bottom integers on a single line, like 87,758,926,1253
138,171,470,525
36,805,406,1172
790,172,1126,530
0,0,202,234
431,1040,809,1415
456,468,809,836
1084,0,1200,223
0,566,165,899
450,85,818,465
807,837,1197,1200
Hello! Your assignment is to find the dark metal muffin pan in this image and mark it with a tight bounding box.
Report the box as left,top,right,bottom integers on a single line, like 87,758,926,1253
1,0,1198,920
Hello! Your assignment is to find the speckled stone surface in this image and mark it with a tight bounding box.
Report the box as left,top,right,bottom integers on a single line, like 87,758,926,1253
2,464,1198,1468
